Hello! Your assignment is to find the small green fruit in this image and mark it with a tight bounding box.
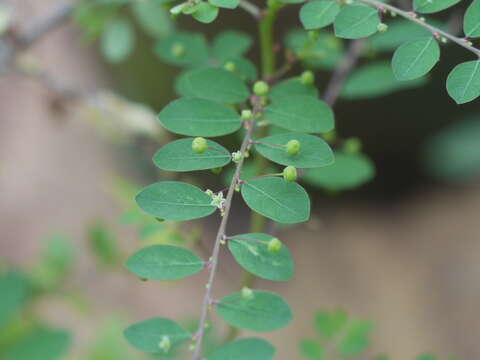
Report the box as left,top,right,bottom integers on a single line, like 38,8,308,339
241,286,254,299
192,137,208,153
300,70,315,85
253,81,269,96
224,61,236,72
308,30,319,41
344,137,362,154
171,43,185,57
232,151,243,163
322,130,336,143
286,139,301,155
241,109,253,121
267,237,282,253
283,166,297,182
211,167,222,175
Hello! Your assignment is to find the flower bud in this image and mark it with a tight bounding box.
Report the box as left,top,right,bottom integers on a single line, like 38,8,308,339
377,23,388,32
224,61,236,72
192,137,208,153
300,70,315,85
267,237,282,253
241,286,254,299
286,139,301,155
253,81,269,96
283,166,297,182
241,109,253,121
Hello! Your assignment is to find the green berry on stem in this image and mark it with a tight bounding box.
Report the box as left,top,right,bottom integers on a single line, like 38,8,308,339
211,167,222,175
224,61,236,72
192,137,208,153
344,137,362,154
171,43,185,57
267,237,282,253
377,23,388,32
283,166,297,182
322,130,336,143
232,151,243,163
253,81,269,96
241,286,254,299
241,109,253,121
300,70,315,85
286,139,301,155
308,30,319,41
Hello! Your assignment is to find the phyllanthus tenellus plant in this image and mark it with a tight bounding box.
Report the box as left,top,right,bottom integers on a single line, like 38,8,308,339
100,0,480,359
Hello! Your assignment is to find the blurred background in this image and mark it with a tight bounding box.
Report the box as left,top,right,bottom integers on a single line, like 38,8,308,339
1,0,480,359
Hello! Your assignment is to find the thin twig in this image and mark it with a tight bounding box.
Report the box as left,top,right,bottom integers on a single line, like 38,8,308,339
323,39,366,106
191,96,263,360
238,0,261,20
358,0,480,58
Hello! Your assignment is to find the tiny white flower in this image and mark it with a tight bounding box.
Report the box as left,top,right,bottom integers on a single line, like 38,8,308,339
205,189,214,197
210,192,225,209
232,151,243,163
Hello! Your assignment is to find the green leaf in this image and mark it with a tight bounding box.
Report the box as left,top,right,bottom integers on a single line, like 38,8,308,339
222,56,258,82
264,96,334,133
173,67,249,103
314,309,348,338
124,317,191,353
217,290,293,331
464,0,480,38
338,320,373,356
303,152,375,190
392,36,440,81
126,245,204,280
228,233,294,281
334,4,380,39
342,61,428,99
413,0,462,14
209,0,239,8
132,0,174,39
299,339,325,359
136,181,215,221
3,328,71,360
155,31,209,68
0,271,31,329
255,133,333,168
153,138,231,172
270,78,319,102
101,19,135,63
158,98,241,137
192,2,219,23
207,338,275,360
300,0,340,30
213,30,252,60
241,177,310,224
447,60,480,104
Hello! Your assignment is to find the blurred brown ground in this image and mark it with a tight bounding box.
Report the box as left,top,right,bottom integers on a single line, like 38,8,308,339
1,1,480,359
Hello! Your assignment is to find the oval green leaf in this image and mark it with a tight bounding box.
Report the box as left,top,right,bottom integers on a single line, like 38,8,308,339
136,181,215,221
209,0,239,9
334,4,380,39
158,98,241,137
241,177,310,224
101,19,134,63
255,133,334,168
212,30,252,60
228,233,294,281
192,2,219,23
270,78,318,102
126,245,204,280
207,338,275,360
174,68,249,103
124,317,191,353
300,0,340,30
303,151,375,190
464,0,480,38
216,290,293,331
154,32,209,68
446,60,480,104
264,95,334,133
154,138,231,172
413,0,462,14
392,36,440,81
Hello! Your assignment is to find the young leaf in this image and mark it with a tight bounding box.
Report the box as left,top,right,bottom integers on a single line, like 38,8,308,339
126,245,204,280
270,79,319,102
241,177,310,224
173,67,249,103
228,233,294,281
334,4,380,39
446,60,480,104
315,309,348,338
155,31,209,68
265,96,334,133
192,2,219,23
101,19,134,63
303,152,375,190
413,0,462,14
255,133,334,168
300,0,340,30
158,98,241,137
0,271,31,329
216,290,293,331
392,36,440,81
338,320,373,356
136,181,216,221
212,30,252,60
299,339,325,359
2,328,71,360
154,138,231,172
464,0,480,38
209,0,239,9
124,317,191,353
207,338,275,360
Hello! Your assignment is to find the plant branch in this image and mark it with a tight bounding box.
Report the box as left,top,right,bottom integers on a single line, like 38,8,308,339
191,96,263,360
323,39,366,106
238,0,261,20
357,0,480,58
